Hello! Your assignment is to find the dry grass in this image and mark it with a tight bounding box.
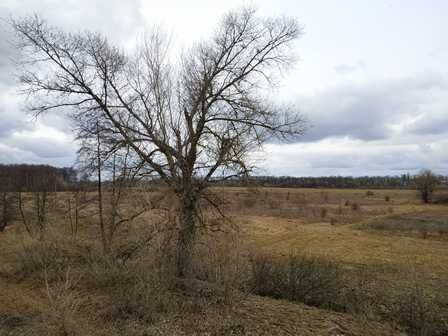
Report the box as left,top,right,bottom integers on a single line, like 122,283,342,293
2,186,447,335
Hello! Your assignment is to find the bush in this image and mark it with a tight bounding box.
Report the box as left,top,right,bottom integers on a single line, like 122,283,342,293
415,169,439,203
13,238,68,277
351,202,360,211
42,268,83,336
390,280,446,336
249,253,342,310
320,208,327,219
109,273,174,323
385,195,391,202
366,191,374,197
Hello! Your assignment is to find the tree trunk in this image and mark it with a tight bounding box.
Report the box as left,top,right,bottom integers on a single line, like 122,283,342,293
96,121,108,254
422,190,429,203
0,192,7,232
176,196,196,278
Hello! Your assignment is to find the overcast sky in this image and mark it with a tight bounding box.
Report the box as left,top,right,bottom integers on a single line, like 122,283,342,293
0,0,447,176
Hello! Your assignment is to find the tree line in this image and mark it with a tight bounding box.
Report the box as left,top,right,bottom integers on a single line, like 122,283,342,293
0,164,77,192
1,164,446,191
216,174,448,189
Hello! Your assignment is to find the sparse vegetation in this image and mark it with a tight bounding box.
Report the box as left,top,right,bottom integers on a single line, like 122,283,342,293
1,186,448,335
416,169,440,204
249,253,342,309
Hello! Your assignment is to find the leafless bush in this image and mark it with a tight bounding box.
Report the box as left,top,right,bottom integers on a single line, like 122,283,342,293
389,274,446,336
192,229,249,305
385,195,391,202
351,202,360,211
13,238,68,277
359,214,448,238
43,267,83,336
320,207,328,219
107,272,175,323
366,190,375,197
416,169,439,204
249,253,342,310
243,197,257,209
81,251,132,288
420,227,428,239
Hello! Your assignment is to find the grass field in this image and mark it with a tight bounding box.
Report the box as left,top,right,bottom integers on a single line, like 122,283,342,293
1,186,447,335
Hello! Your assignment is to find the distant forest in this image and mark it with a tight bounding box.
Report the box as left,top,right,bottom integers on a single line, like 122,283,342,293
223,175,448,189
0,164,77,192
0,164,446,191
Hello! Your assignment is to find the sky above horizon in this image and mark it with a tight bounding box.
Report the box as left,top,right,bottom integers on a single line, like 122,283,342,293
0,0,447,176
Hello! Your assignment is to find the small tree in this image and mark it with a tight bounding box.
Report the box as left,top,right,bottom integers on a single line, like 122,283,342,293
415,169,439,203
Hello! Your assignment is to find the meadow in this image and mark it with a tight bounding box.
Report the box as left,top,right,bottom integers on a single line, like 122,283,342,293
1,186,447,335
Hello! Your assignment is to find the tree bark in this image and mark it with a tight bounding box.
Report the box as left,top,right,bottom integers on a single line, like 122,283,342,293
96,121,108,254
176,195,197,278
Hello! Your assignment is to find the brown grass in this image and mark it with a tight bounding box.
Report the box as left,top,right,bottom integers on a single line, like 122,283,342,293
2,186,447,335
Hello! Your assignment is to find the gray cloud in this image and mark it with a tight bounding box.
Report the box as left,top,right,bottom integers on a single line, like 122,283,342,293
7,138,75,159
299,74,448,142
0,0,144,167
0,1,447,176
1,0,144,43
262,136,448,177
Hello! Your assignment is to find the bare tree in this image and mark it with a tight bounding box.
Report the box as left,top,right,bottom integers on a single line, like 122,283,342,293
12,8,305,277
76,119,152,255
415,169,439,203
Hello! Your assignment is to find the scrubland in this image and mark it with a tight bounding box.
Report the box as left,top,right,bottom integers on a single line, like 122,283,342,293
1,186,447,335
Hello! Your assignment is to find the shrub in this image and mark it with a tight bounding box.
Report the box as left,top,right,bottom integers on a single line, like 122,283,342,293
415,169,439,203
13,238,68,277
390,280,446,336
351,202,360,211
43,268,83,336
249,253,342,310
366,190,374,197
109,273,174,323
243,197,257,208
320,208,327,219
420,228,428,239
385,195,390,202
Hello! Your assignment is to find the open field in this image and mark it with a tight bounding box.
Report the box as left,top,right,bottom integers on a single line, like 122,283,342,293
1,186,447,335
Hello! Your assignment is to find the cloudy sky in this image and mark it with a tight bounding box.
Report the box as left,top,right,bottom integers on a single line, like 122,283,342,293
0,0,447,176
